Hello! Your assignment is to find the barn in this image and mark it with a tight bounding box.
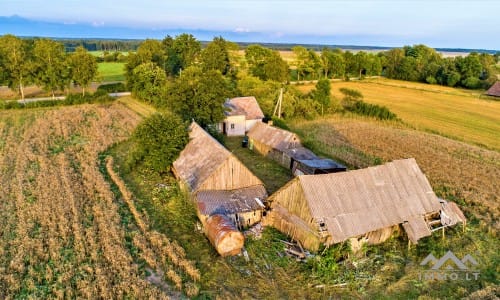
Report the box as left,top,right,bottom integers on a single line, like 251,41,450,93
485,81,500,97
172,122,268,256
264,158,465,251
218,96,265,136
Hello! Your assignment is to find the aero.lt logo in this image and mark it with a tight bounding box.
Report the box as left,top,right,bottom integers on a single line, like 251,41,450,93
419,250,480,281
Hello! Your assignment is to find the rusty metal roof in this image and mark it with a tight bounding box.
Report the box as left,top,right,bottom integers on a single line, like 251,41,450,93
295,158,441,243
196,185,267,215
247,122,300,151
486,81,500,97
224,96,265,120
172,122,232,192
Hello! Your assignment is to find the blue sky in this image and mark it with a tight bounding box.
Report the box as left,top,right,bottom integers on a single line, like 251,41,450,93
1,0,499,49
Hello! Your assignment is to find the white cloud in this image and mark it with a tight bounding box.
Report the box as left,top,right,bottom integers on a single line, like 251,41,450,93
234,27,250,33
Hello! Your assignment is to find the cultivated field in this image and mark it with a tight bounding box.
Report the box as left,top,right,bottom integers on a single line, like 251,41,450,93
0,103,198,298
297,78,500,151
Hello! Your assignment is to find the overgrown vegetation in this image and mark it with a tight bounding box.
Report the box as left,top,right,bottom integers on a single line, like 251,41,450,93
0,91,115,110
340,87,397,120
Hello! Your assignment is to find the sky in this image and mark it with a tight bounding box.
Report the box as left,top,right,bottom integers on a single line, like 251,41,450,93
1,0,499,49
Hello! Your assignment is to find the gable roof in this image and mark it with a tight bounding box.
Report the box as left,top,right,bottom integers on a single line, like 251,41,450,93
196,185,267,216
224,96,265,120
485,81,500,97
247,122,300,151
173,122,232,192
288,158,441,243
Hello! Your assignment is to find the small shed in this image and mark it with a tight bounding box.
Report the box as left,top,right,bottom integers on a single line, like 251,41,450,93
283,147,346,175
485,81,500,97
247,122,301,168
219,96,265,136
264,158,465,251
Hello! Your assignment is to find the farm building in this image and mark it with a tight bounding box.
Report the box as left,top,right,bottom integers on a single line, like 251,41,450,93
247,122,346,175
172,122,268,256
264,158,466,251
217,96,265,136
485,81,500,97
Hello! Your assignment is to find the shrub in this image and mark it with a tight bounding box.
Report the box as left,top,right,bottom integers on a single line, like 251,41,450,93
97,82,127,93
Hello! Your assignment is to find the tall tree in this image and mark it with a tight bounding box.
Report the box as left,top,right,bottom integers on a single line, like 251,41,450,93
168,66,231,127
125,39,165,87
312,78,331,114
162,34,201,76
0,34,33,101
67,46,98,96
32,39,68,99
200,36,231,75
130,62,167,105
245,45,288,82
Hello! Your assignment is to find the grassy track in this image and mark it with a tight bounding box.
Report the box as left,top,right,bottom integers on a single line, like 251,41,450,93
297,78,500,151
98,62,125,82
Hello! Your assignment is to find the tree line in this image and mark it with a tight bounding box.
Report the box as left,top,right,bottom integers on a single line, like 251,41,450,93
0,34,98,100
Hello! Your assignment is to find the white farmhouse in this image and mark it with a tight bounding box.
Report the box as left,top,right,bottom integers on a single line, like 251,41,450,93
219,96,265,136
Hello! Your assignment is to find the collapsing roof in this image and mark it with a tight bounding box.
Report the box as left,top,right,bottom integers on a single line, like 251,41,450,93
485,81,500,97
196,185,267,216
270,158,455,244
224,96,265,120
247,122,300,151
284,147,347,173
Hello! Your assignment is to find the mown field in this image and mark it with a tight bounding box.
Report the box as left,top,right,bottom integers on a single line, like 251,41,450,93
97,62,126,82
297,78,500,151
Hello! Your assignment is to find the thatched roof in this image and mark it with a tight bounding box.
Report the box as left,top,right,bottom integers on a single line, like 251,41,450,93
485,81,500,97
224,96,265,120
271,158,443,243
196,185,267,216
247,122,300,151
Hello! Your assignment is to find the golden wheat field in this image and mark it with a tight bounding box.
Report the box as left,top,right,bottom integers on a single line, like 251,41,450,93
291,116,500,228
0,103,198,298
297,78,500,151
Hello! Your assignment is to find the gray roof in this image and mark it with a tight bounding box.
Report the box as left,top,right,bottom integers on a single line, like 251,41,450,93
247,122,300,151
283,146,317,160
173,122,232,192
224,96,265,119
486,81,500,97
196,185,267,215
298,159,346,170
294,158,441,243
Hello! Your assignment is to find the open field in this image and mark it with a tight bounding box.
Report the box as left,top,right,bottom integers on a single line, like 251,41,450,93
297,78,500,151
98,62,126,82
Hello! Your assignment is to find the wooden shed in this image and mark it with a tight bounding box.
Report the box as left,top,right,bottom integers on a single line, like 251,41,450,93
264,158,466,251
485,81,500,97
284,147,347,175
218,96,265,136
172,122,268,256
247,122,301,168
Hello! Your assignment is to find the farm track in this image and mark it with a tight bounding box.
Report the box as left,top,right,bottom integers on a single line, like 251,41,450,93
0,104,181,298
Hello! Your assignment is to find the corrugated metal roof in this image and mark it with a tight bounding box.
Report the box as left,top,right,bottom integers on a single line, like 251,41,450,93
224,96,265,120
173,122,232,192
247,122,300,151
196,185,267,215
403,216,432,244
298,159,346,170
296,158,441,243
283,147,317,160
486,81,500,97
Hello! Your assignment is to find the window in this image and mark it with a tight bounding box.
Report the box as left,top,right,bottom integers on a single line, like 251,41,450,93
230,123,235,129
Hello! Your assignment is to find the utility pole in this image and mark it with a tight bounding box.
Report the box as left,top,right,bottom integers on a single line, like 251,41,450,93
273,88,283,118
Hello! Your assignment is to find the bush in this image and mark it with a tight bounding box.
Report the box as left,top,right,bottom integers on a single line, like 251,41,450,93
0,91,115,110
97,82,127,93
127,112,189,174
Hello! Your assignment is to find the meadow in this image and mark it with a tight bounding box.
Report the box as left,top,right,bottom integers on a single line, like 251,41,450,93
297,78,500,151
97,62,126,82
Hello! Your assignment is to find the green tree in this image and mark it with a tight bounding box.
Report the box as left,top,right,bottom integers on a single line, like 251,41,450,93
0,34,34,100
32,39,68,99
67,46,98,96
245,45,289,82
130,62,167,105
162,34,201,76
168,66,231,127
312,78,331,114
200,36,231,75
128,112,189,174
125,39,165,87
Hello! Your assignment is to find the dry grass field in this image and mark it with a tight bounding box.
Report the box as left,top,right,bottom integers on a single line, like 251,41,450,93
297,78,500,151
0,103,198,298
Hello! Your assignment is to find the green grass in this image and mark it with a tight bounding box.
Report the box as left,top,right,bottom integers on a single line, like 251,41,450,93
98,62,125,82
297,78,500,151
90,51,130,57
224,136,292,194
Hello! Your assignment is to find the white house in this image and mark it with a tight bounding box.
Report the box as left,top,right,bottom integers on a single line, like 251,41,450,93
219,96,265,136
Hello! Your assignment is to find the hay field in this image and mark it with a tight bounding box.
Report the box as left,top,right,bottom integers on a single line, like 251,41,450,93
0,103,197,298
297,78,500,151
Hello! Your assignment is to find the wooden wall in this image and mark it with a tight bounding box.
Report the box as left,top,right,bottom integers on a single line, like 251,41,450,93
198,156,263,191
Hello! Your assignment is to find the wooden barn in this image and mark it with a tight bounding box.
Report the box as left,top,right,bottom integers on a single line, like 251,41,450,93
485,81,500,97
264,158,466,251
218,96,265,136
247,122,301,168
172,122,268,256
